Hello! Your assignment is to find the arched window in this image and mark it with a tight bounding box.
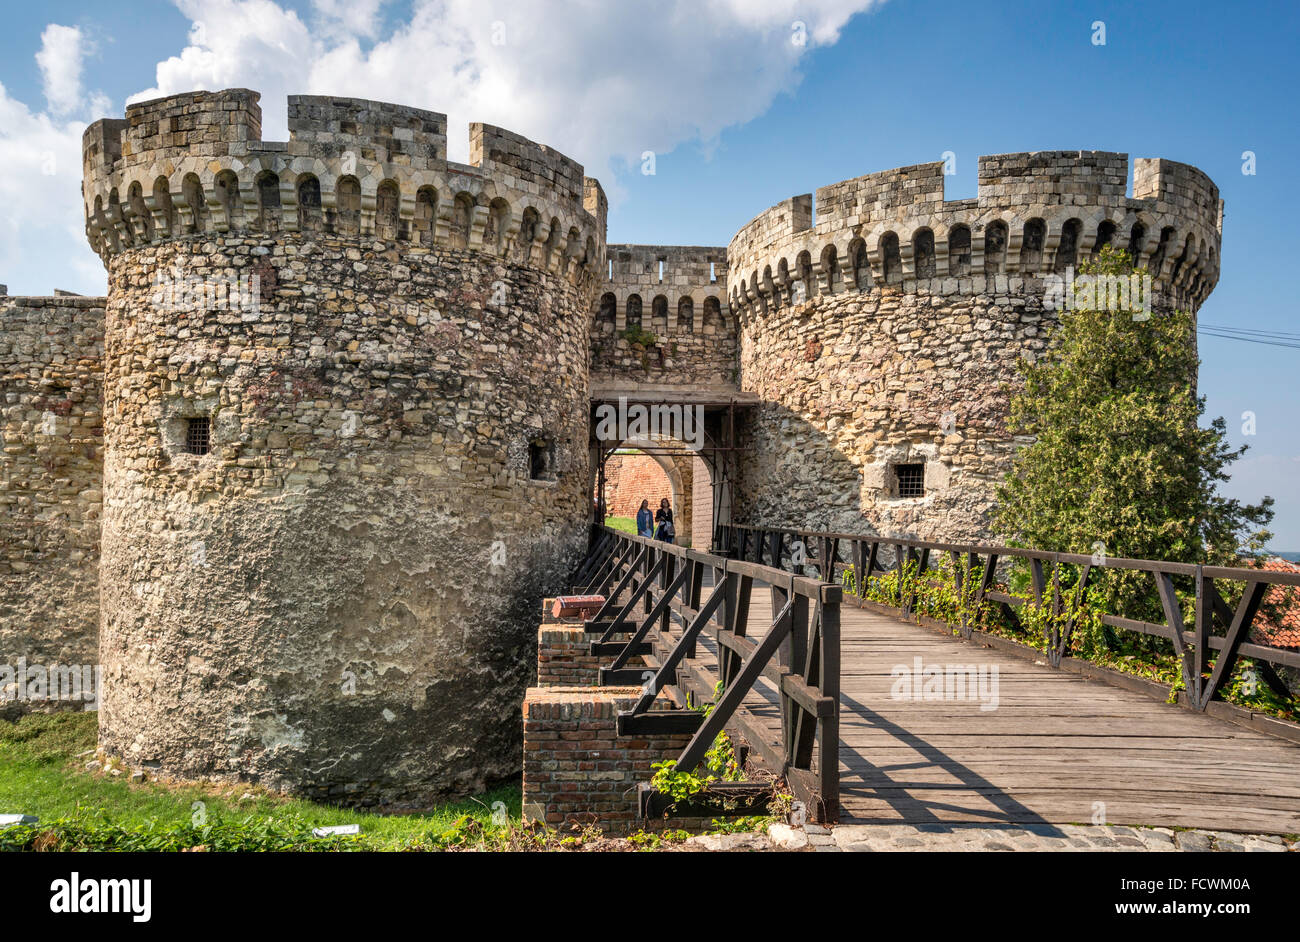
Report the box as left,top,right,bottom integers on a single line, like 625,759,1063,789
128,182,153,242
626,294,643,330
516,207,538,262
1127,222,1146,263
484,198,510,254
376,180,401,241
108,189,127,246
215,171,242,230
777,258,791,304
563,226,582,274
1093,220,1118,257
297,175,322,231
152,176,176,236
850,239,872,290
880,232,902,284
677,296,694,332
948,225,971,276
796,251,814,302
651,295,669,333
984,221,1008,274
1149,226,1176,278
597,292,617,333
1170,233,1197,285
451,193,474,249
913,228,936,278
703,296,723,330
820,244,840,294
1054,219,1081,273
414,187,437,246
256,172,281,232
1020,219,1045,272
335,177,361,237
182,174,208,233
542,217,562,269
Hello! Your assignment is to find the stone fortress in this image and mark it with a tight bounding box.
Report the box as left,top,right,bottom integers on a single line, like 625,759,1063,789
0,87,1222,805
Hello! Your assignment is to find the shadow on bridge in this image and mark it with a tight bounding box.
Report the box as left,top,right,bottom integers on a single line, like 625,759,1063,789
836,693,1062,834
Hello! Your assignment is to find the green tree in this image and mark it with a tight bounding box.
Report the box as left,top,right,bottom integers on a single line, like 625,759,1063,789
994,247,1273,620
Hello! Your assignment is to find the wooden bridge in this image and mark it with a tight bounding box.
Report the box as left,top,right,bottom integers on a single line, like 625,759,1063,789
572,524,1300,833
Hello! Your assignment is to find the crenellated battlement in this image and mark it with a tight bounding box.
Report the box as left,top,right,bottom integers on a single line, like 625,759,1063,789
589,245,735,388
594,244,730,333
81,89,607,288
728,151,1223,317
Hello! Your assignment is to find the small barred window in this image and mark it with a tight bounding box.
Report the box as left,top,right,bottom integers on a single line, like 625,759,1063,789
895,463,924,499
185,417,211,456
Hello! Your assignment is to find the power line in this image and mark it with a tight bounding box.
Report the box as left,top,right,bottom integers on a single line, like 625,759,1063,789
1199,323,1300,341
1197,328,1300,350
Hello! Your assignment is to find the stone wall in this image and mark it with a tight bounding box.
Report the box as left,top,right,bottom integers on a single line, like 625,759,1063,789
728,152,1221,321
734,281,1048,540
591,245,736,388
0,295,104,707
95,232,592,807
83,90,607,286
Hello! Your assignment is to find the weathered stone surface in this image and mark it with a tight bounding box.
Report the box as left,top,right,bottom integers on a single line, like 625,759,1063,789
0,296,104,712
726,152,1221,541
77,88,605,807
591,245,734,389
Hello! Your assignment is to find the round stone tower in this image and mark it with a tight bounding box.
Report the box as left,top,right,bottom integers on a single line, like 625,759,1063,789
81,89,606,805
726,151,1223,541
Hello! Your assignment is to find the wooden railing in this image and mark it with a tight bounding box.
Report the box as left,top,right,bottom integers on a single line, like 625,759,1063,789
715,523,1300,713
574,526,841,823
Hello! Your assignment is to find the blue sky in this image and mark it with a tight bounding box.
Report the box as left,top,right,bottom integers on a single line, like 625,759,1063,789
1,0,1296,546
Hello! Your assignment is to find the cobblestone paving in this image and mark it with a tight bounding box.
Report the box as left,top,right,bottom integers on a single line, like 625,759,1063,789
682,823,1297,852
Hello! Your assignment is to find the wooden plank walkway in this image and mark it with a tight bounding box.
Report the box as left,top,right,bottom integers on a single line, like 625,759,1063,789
729,591,1300,833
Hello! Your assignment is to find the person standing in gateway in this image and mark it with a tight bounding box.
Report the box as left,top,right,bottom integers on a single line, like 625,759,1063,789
636,499,654,538
654,498,675,544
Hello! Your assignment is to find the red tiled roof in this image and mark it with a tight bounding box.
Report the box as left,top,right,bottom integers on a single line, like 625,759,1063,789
1251,558,1300,650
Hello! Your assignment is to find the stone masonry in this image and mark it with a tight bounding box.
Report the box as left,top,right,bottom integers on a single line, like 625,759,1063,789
77,88,605,806
726,152,1221,540
0,295,104,709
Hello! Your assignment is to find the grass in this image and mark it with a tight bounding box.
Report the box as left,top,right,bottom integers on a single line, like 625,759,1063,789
604,515,637,535
0,711,524,851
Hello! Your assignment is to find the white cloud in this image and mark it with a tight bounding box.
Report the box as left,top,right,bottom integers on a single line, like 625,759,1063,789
130,0,885,185
0,82,106,295
35,24,109,117
311,0,387,39
0,25,111,295
2,0,885,295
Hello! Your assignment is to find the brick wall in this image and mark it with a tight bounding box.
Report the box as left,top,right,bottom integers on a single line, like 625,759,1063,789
691,455,713,549
602,450,702,546
522,686,692,835
536,625,606,687
603,451,671,517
